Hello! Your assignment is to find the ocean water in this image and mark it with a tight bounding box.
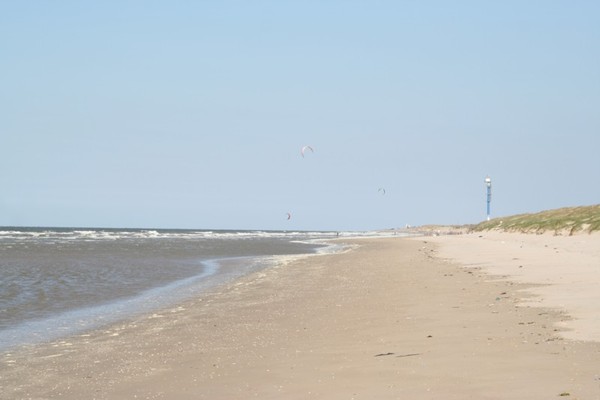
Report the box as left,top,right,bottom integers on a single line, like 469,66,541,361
0,227,345,352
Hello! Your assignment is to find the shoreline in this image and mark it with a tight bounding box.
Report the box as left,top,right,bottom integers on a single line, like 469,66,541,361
0,239,341,353
2,235,600,398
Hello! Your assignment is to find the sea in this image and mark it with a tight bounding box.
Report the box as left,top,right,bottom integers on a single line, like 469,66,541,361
0,226,365,352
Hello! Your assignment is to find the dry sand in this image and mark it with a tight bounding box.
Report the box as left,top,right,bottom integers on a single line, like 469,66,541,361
423,231,600,342
1,235,600,399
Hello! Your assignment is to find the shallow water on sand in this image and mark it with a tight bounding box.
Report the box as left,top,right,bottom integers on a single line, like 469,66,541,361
0,227,342,351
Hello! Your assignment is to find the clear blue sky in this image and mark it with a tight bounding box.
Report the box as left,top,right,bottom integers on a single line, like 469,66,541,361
1,1,599,231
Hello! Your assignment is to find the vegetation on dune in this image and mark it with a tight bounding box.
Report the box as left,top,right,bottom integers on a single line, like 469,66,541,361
472,204,600,235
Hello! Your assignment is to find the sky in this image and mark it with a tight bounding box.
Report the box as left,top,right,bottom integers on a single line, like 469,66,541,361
1,1,599,231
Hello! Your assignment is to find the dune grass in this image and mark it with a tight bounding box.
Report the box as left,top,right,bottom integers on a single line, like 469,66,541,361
472,204,600,235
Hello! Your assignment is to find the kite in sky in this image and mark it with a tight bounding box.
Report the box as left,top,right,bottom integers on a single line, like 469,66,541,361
301,145,314,158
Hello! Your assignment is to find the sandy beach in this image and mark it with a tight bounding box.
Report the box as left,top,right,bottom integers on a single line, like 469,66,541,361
422,230,600,343
2,234,600,399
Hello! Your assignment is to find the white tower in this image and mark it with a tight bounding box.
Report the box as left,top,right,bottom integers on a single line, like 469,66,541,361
485,176,492,221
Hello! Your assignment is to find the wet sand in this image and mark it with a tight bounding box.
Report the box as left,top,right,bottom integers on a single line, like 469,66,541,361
2,235,600,399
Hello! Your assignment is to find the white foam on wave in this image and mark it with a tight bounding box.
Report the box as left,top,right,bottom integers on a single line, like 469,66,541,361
0,228,345,243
